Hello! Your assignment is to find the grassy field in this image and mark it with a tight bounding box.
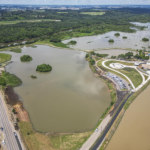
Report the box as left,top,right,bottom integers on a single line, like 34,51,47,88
80,12,105,15
0,19,60,25
19,121,92,150
119,68,142,88
1,71,22,87
9,48,22,53
51,42,69,48
57,12,68,14
0,53,11,63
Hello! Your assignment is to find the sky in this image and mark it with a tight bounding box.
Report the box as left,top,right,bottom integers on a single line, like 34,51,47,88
0,0,150,5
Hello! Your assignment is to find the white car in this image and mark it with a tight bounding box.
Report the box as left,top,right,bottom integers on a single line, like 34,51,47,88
2,140,5,145
95,128,99,132
14,132,17,136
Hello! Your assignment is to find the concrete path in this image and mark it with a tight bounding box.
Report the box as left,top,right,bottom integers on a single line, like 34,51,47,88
80,115,111,150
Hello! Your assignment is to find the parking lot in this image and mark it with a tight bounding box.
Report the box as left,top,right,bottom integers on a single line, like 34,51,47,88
106,73,130,91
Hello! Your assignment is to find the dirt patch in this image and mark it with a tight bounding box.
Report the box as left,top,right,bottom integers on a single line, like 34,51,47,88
4,86,30,122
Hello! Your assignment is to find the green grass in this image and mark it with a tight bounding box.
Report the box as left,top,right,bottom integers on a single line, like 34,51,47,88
19,121,92,150
31,45,37,48
0,53,11,63
51,42,69,48
119,68,142,88
1,71,22,87
80,12,105,15
0,19,59,25
57,12,68,14
9,48,22,53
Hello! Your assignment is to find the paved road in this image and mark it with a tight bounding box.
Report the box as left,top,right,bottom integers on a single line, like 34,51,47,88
91,92,133,150
0,96,20,150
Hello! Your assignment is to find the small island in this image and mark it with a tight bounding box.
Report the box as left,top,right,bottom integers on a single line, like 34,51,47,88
142,38,149,41
108,39,114,42
20,55,32,62
36,64,52,72
123,36,127,39
114,33,120,36
31,75,37,78
68,40,77,45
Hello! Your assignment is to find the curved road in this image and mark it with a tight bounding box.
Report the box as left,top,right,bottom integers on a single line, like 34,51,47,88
0,95,20,150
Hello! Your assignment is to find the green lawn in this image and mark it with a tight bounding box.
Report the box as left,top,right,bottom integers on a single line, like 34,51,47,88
0,53,11,63
51,42,69,48
57,12,68,14
105,60,134,67
119,68,142,88
80,12,105,15
0,19,60,25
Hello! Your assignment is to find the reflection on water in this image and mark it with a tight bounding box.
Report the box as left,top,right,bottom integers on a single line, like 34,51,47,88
106,86,150,150
3,45,111,133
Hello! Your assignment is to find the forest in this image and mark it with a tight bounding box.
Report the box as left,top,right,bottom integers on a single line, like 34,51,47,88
0,8,150,43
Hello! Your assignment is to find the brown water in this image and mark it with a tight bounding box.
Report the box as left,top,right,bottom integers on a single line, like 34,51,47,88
63,23,150,50
3,45,111,133
106,86,150,150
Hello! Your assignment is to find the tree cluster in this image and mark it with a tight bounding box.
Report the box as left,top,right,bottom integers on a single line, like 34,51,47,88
20,55,32,62
36,64,52,72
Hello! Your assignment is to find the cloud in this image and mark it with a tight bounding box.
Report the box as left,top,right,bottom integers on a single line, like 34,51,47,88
1,0,150,5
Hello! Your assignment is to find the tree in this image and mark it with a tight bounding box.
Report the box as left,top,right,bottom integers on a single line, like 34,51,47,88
12,109,16,114
125,52,133,59
118,54,126,59
0,77,6,86
89,59,95,65
85,53,89,58
36,64,52,72
20,55,32,62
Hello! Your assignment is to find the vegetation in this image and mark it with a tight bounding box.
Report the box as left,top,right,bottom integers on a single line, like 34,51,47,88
0,8,150,43
68,40,77,45
51,42,68,48
1,71,22,87
20,55,32,62
19,121,92,150
0,53,11,63
0,77,6,86
142,37,149,41
12,109,16,114
31,75,37,78
90,51,108,57
10,48,22,53
108,39,114,42
89,59,95,65
114,33,120,36
123,36,127,39
80,12,105,15
36,64,52,72
85,53,90,58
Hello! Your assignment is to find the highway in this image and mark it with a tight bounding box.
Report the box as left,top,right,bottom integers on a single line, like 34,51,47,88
91,92,133,150
0,95,20,150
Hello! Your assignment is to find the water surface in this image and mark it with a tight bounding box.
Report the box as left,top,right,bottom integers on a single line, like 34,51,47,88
3,45,111,133
106,86,150,150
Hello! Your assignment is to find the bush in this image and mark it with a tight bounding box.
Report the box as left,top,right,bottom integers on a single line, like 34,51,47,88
89,59,95,65
108,39,114,42
31,75,37,78
36,64,52,72
85,53,89,58
20,55,32,62
114,33,120,36
142,38,149,41
68,40,77,45
0,77,6,86
123,36,127,39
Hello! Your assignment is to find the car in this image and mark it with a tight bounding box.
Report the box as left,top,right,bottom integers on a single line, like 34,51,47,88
0,127,3,131
95,128,99,132
2,140,5,145
14,132,17,136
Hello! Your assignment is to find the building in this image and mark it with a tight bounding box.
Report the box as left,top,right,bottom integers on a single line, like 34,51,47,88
141,64,150,70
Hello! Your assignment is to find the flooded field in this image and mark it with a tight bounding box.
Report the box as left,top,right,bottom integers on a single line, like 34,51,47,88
63,23,150,50
106,86,150,150
3,45,111,133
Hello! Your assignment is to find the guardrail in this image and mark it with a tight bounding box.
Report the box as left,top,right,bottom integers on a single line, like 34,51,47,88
137,66,148,74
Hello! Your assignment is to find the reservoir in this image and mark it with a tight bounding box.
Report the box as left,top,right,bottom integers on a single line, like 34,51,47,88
3,45,111,133
106,86,150,150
